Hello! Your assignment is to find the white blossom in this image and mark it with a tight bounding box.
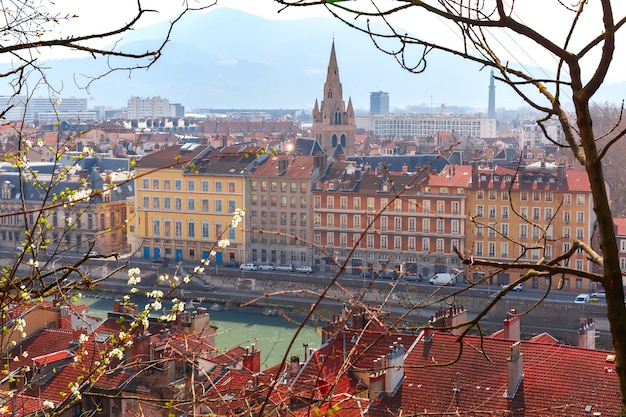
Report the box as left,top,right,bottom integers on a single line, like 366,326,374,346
217,239,230,249
127,267,141,286
108,348,124,360
43,400,55,409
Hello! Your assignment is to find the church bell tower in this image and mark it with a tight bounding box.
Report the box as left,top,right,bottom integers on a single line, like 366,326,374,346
311,41,355,157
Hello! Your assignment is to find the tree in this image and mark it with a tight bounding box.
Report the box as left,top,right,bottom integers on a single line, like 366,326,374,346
0,1,218,415
274,0,626,412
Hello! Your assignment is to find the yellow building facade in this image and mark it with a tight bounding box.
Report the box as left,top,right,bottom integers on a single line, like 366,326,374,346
132,144,253,265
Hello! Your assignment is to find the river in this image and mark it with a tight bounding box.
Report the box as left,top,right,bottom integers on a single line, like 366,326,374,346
78,295,322,370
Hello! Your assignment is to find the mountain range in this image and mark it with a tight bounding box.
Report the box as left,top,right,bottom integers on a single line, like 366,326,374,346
2,7,625,113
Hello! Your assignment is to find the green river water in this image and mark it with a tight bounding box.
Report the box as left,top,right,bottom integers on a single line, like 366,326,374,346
78,296,323,370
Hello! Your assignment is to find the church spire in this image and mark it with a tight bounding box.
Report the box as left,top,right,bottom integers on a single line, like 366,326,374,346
326,40,340,85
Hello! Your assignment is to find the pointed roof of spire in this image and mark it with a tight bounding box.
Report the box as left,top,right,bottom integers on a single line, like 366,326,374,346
326,40,340,84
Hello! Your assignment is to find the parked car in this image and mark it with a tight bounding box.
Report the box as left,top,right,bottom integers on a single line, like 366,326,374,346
296,265,313,273
379,270,398,280
153,257,169,264
574,293,590,304
510,283,524,291
591,290,606,299
258,264,275,271
275,264,295,272
360,270,377,279
240,262,258,271
223,261,240,268
429,273,455,286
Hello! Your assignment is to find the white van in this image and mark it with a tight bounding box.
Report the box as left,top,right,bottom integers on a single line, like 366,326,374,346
574,294,590,304
428,273,455,286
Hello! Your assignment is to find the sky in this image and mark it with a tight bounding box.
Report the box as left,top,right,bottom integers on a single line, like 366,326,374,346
7,1,626,109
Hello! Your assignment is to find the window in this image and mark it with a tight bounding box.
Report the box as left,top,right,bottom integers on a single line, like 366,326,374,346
327,214,334,227
437,219,444,234
152,179,160,190
354,215,361,229
488,224,496,237
520,191,528,201
437,201,445,214
340,233,348,247
164,220,171,237
381,216,388,231
142,178,149,189
153,197,160,209
394,217,402,231
501,242,509,258
564,211,571,222
621,239,626,252
422,238,430,252
422,218,430,233
436,239,444,252
452,201,459,215
576,228,584,239
488,206,496,218
271,181,277,192
488,190,496,200
576,259,583,270
476,224,483,237
475,205,484,217
367,234,374,248
576,211,584,222
408,199,416,213
423,200,430,213
545,208,553,220
488,242,496,257
476,190,484,200
408,218,416,232
408,237,416,250
327,232,335,247
163,179,171,190
187,180,195,192
301,182,307,193
502,191,510,201
327,196,335,209
520,224,528,239
228,200,236,214
314,195,321,209
451,220,459,234
577,194,585,205
314,213,321,227
475,241,483,256
261,181,267,192
354,197,361,211
339,196,348,210
545,191,553,202
202,180,210,192
202,222,210,239
142,196,150,209
153,219,160,236
188,221,195,239
394,236,402,250
175,198,182,211
281,196,287,207
533,225,540,239
533,192,540,201
520,207,528,219
214,199,223,213
501,223,509,237
202,199,210,213
563,227,571,238
621,257,626,270
380,198,388,211
175,179,182,191
394,198,402,212
532,207,540,220
164,197,171,210
215,181,223,193
175,220,182,238
188,198,195,212
501,206,509,219
451,239,459,252
228,181,236,193
340,214,347,229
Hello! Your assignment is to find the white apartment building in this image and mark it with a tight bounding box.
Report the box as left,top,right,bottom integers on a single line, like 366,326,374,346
0,96,91,122
368,113,496,138
518,119,563,149
127,96,172,120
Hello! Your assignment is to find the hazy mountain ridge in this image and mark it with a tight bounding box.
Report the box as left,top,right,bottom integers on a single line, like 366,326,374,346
2,7,624,112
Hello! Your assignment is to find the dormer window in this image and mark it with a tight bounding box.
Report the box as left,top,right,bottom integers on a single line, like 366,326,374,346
537,176,543,183
505,175,512,182
480,174,487,182
493,175,500,182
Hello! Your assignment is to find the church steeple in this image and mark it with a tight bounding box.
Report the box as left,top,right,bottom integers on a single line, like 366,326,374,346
311,41,355,157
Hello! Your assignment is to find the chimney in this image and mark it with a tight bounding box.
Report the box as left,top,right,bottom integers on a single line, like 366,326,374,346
289,355,300,375
385,342,405,395
471,162,478,185
447,305,467,336
243,343,261,373
578,318,596,350
503,309,521,341
506,342,523,398
402,163,408,173
557,162,566,184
